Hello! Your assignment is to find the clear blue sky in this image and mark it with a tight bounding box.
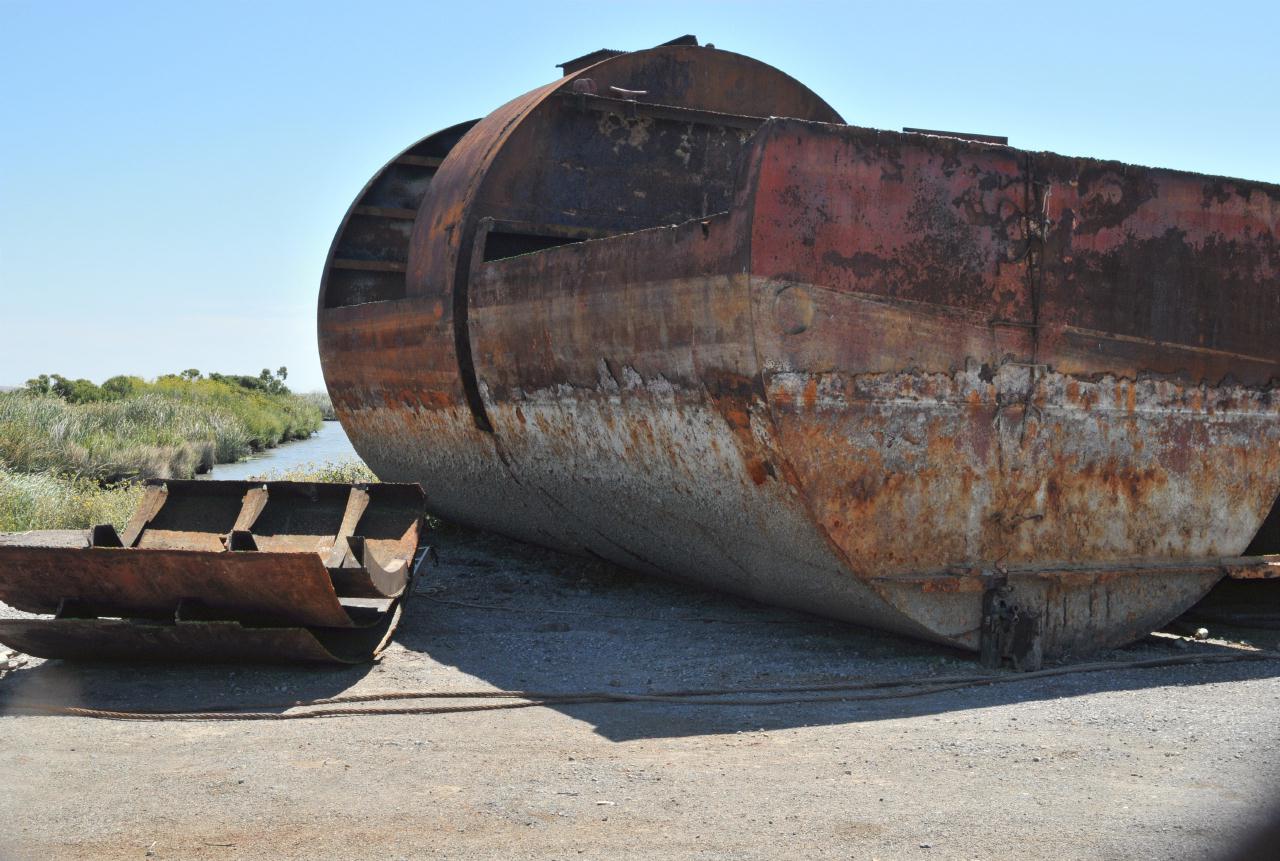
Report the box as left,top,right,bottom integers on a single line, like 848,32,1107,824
2,0,1276,392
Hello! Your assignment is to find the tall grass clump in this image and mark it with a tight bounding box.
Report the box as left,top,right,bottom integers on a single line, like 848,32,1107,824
300,391,338,421
150,377,321,449
0,468,142,532
254,459,378,483
0,392,233,481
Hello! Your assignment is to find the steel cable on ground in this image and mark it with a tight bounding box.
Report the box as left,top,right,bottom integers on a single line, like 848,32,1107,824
415,593,826,625
1,650,1275,722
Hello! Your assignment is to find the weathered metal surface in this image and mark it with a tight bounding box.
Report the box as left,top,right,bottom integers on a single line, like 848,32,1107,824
1221,555,1280,580
0,547,357,626
0,480,427,663
321,119,478,309
0,608,403,665
318,42,1280,665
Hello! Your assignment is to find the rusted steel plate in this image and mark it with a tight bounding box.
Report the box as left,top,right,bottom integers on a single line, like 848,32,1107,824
0,609,401,664
0,547,356,627
327,536,412,598
462,214,914,636
1036,154,1280,384
1220,555,1280,580
320,119,478,309
317,42,1280,663
745,119,1280,598
119,479,425,570
875,559,1231,657
0,481,427,664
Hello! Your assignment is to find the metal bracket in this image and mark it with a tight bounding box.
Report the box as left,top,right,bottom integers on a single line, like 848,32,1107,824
980,580,1044,671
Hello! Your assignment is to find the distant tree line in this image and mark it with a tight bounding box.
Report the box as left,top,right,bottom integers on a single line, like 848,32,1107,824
25,367,293,403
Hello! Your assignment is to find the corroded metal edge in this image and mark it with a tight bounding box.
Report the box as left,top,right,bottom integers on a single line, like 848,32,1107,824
0,480,428,664
0,547,355,626
0,609,403,665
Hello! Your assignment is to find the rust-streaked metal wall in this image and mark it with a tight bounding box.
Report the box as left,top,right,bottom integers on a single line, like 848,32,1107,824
319,42,1280,662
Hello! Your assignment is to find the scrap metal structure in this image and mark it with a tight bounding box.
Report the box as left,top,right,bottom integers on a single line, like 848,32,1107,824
316,38,1280,667
0,481,427,663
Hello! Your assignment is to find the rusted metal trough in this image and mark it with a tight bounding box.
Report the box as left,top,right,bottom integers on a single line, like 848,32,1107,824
318,38,1280,667
0,480,428,663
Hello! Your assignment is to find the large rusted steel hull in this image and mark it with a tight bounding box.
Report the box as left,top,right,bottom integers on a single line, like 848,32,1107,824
318,42,1280,665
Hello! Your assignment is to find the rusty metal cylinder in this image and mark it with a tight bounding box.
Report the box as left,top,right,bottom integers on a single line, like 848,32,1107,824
319,44,1280,662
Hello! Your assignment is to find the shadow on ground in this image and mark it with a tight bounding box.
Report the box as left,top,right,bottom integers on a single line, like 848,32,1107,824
390,526,1280,741
3,524,1277,740
0,658,372,719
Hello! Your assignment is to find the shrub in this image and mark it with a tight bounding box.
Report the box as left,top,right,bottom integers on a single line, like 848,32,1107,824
101,375,144,399
252,459,379,483
300,391,338,421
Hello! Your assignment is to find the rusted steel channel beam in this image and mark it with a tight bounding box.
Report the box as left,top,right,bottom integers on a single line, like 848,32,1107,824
318,40,1280,667
0,481,428,664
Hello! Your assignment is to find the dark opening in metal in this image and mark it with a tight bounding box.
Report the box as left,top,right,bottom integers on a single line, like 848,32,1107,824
482,232,585,261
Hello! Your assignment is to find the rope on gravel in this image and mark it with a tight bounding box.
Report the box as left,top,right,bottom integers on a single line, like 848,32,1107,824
417,593,817,625
3,650,1275,722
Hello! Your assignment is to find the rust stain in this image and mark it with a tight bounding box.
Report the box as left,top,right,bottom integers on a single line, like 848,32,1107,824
802,377,818,411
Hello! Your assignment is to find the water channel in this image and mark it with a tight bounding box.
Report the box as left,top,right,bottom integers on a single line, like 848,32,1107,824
205,421,363,480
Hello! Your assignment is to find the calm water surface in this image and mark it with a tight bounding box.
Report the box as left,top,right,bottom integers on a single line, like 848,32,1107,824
207,421,362,480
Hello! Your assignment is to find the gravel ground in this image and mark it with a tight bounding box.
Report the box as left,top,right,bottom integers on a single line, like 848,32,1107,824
1,525,1278,860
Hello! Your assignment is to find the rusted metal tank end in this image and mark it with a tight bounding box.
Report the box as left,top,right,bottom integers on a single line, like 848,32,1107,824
0,480,429,664
317,40,1280,668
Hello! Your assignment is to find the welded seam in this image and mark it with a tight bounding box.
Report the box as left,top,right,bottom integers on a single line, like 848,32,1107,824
735,124,940,641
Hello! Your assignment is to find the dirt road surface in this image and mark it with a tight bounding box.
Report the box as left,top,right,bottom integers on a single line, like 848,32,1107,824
2,526,1278,860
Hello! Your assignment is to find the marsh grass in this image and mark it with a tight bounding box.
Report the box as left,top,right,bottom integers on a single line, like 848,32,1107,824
0,375,337,532
150,377,320,450
300,391,337,421
0,468,143,532
0,383,322,483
